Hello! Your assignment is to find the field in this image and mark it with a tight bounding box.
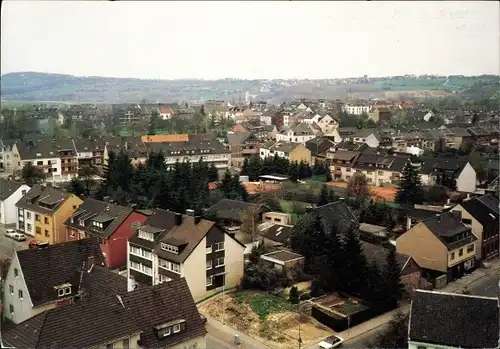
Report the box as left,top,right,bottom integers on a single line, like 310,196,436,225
199,291,334,349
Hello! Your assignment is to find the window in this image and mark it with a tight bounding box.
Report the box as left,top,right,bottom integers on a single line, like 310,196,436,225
214,257,224,267
35,214,40,222
106,344,113,349
173,324,181,333
206,260,212,270
159,259,170,270
14,268,18,278
26,212,31,219
159,275,172,284
122,338,130,349
9,305,14,314
206,245,212,254
141,249,152,260
18,290,23,299
44,217,49,224
159,327,171,337
467,244,474,253
130,261,141,271
138,230,154,241
57,287,71,297
9,285,13,294
171,263,180,273
215,242,224,252
45,230,50,237
206,276,212,286
130,246,142,256
36,227,42,235
27,224,32,232
450,252,455,260
459,248,463,257
69,231,75,239
462,218,472,225
161,243,179,254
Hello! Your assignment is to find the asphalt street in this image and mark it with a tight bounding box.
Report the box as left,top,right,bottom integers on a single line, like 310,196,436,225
0,225,29,260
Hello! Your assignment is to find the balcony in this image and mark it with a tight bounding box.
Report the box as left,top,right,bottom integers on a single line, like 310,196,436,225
60,153,76,159
241,148,259,155
36,164,53,169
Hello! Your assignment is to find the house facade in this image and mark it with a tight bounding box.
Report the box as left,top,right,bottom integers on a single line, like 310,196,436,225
0,180,30,225
451,194,499,262
420,157,477,193
396,211,478,282
16,184,83,244
276,123,319,145
64,198,148,269
342,129,380,148
259,141,313,165
226,132,260,168
127,209,245,301
2,238,105,324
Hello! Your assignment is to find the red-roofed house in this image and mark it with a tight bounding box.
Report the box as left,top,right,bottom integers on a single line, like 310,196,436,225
159,107,174,120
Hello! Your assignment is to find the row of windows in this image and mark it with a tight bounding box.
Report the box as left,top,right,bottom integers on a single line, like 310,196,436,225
161,243,179,254
159,259,181,274
449,244,475,261
206,242,224,254
130,246,152,260
130,261,153,276
138,230,155,241
206,257,224,270
8,285,23,300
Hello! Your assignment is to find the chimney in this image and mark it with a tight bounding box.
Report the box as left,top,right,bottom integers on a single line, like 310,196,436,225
175,213,183,226
86,256,95,269
186,209,195,216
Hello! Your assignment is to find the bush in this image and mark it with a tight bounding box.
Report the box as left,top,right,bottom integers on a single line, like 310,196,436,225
289,286,300,304
241,260,286,291
300,292,311,301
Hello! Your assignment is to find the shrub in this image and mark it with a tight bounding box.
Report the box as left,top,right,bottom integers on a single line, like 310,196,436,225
289,286,300,304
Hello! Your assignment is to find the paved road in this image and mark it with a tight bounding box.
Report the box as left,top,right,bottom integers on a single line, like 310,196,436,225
0,225,29,260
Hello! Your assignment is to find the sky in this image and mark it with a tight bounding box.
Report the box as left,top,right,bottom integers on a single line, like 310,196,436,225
1,1,499,80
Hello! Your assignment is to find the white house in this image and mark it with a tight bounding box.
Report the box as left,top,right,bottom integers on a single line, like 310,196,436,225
0,180,30,225
420,158,477,193
342,103,370,115
408,290,498,349
127,209,245,301
343,129,380,148
276,123,319,145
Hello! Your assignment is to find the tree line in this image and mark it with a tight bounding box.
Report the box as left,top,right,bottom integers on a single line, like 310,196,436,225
240,154,332,182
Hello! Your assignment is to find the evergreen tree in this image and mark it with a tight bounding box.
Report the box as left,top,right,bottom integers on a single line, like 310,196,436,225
289,286,300,304
340,228,368,294
322,224,345,292
207,163,219,182
148,110,160,135
288,161,299,182
382,248,405,308
317,184,330,206
241,157,250,176
66,178,85,197
396,161,423,206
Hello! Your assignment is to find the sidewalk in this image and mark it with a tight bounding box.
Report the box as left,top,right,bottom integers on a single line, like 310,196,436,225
205,317,272,349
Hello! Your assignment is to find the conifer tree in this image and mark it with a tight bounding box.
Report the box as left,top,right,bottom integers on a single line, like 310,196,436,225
382,248,405,308
396,161,423,206
318,184,330,206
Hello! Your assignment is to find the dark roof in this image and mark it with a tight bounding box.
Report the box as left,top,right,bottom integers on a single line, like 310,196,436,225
262,224,293,244
314,201,358,235
16,238,105,306
146,133,229,156
409,290,499,348
420,157,468,174
3,278,206,349
477,194,499,215
129,208,244,264
16,138,75,160
394,206,440,220
0,179,24,200
64,198,135,238
460,195,499,227
226,132,254,145
208,199,266,223
421,211,477,250
16,184,73,214
361,242,409,273
80,265,128,299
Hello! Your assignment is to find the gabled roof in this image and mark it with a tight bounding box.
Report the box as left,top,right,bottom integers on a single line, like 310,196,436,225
361,242,409,273
420,211,477,250
208,199,267,223
313,201,358,235
409,290,499,348
16,238,105,306
226,132,255,145
64,198,135,239
16,184,73,214
3,278,206,349
459,195,499,227
0,179,25,201
262,224,293,244
419,156,468,174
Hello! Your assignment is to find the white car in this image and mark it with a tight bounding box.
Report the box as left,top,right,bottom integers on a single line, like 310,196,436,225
12,233,27,242
5,229,16,238
319,335,344,349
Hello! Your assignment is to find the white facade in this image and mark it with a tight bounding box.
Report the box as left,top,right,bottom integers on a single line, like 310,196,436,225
20,157,63,182
0,184,30,225
260,114,272,126
456,162,477,193
164,153,231,171
127,233,244,301
0,143,20,175
330,165,403,186
342,105,370,115
260,146,290,161
16,206,35,236
344,133,380,148
276,129,316,145
3,252,54,324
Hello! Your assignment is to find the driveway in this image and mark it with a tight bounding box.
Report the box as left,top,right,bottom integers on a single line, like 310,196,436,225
0,225,29,260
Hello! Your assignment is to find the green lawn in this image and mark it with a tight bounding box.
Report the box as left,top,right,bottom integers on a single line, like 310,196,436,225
235,292,293,319
279,200,315,213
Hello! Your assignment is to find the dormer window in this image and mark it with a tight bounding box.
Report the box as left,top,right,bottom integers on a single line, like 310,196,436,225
154,320,185,340
79,219,85,227
138,230,154,241
161,243,179,254
55,283,72,297
92,221,104,229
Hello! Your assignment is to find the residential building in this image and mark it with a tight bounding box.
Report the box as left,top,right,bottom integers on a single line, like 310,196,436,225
342,129,380,148
262,211,293,225
3,278,207,349
396,211,478,282
16,184,83,243
127,208,245,301
326,150,362,181
0,139,21,174
451,194,499,262
16,139,63,182
448,127,473,150
342,102,370,115
72,137,104,169
467,126,500,146
276,122,320,145
420,157,477,193
207,199,267,228
314,114,340,138
2,238,106,324
0,179,30,225
104,136,149,167
259,141,312,165
408,290,499,349
361,242,431,293
226,131,260,168
159,106,174,120
260,250,305,278
367,107,392,123
305,137,336,163
64,198,148,269
143,133,230,174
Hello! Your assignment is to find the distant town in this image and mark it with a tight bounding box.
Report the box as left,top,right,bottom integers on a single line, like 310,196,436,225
0,72,499,349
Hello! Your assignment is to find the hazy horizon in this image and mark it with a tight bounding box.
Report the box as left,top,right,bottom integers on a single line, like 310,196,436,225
2,1,499,80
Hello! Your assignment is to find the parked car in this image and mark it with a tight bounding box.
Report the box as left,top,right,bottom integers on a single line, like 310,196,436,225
29,240,49,249
319,335,344,349
5,229,16,238
12,233,27,242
